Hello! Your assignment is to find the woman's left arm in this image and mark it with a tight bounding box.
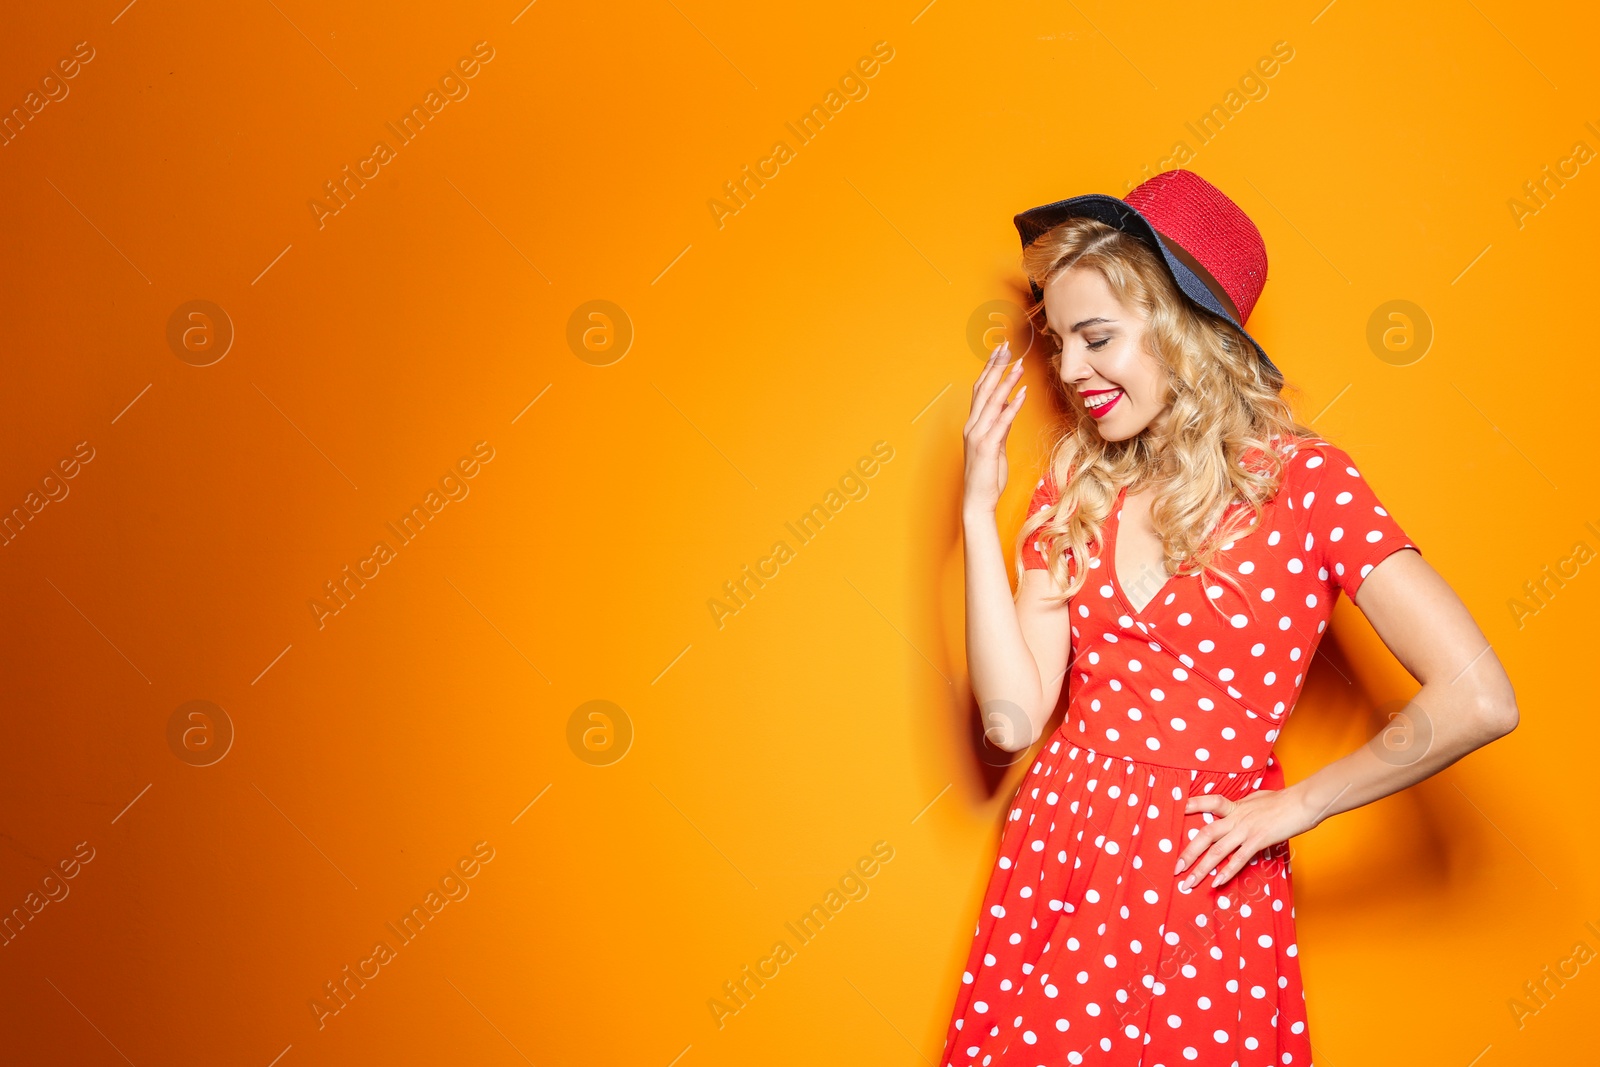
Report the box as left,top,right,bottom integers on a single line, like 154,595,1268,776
1176,546,1519,890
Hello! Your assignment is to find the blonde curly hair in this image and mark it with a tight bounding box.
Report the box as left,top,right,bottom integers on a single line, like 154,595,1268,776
1015,216,1318,622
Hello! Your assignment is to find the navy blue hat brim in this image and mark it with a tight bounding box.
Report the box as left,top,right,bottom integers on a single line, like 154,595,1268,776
1014,193,1278,377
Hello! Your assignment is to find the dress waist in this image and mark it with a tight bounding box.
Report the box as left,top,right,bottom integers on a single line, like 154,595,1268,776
1044,731,1284,798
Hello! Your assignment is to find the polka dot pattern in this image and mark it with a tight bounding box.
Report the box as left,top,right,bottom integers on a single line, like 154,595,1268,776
946,437,1418,1065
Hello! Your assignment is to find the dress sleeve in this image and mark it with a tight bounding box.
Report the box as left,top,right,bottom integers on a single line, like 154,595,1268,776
1020,473,1062,571
1302,443,1420,602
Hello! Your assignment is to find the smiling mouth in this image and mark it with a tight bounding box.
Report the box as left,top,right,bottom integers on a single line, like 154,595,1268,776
1084,388,1124,418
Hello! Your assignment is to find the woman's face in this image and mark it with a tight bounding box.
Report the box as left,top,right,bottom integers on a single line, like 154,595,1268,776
1041,265,1172,444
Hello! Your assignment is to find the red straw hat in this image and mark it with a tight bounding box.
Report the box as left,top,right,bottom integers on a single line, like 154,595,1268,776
1014,169,1275,375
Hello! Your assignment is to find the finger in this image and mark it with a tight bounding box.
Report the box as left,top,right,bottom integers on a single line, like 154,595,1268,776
972,340,1010,397
967,351,1004,432
998,384,1028,430
971,355,1018,425
1184,795,1228,816
1176,819,1235,876
1173,827,1216,875
1209,846,1257,889
981,384,1028,448
1180,831,1246,890
972,356,1026,435
967,343,1012,430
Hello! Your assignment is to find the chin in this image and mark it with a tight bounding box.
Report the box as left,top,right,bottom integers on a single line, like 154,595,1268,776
1091,418,1146,443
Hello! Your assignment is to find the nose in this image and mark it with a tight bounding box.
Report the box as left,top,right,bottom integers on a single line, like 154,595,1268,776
1057,340,1093,385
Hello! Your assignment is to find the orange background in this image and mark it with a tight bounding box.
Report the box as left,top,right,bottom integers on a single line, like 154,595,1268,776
1,0,1596,1063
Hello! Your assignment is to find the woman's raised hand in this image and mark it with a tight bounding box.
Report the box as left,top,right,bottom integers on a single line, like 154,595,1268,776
962,340,1027,516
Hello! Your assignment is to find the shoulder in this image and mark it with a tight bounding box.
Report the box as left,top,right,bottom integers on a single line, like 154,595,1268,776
1274,434,1352,487
1031,458,1074,505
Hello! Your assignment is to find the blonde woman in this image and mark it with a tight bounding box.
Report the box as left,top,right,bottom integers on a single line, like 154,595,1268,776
946,169,1517,1065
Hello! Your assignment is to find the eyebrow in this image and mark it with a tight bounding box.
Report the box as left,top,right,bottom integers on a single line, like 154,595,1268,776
1071,317,1117,332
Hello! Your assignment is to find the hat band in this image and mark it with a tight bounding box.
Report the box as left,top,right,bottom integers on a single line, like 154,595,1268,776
1151,227,1243,324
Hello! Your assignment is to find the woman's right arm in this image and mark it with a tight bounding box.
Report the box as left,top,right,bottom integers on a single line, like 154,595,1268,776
962,342,1074,753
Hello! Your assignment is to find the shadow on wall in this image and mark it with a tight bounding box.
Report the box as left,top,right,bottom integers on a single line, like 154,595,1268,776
1279,621,1463,914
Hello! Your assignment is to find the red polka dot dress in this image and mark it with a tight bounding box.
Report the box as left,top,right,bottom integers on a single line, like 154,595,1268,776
942,435,1420,1066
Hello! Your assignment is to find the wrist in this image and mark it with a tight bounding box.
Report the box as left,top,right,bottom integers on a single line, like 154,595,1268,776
962,502,997,528
1284,780,1332,833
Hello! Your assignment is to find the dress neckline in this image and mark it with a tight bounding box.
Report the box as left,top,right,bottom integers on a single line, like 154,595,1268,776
1106,484,1180,622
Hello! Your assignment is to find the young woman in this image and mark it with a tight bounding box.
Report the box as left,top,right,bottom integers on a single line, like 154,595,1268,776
946,170,1518,1066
